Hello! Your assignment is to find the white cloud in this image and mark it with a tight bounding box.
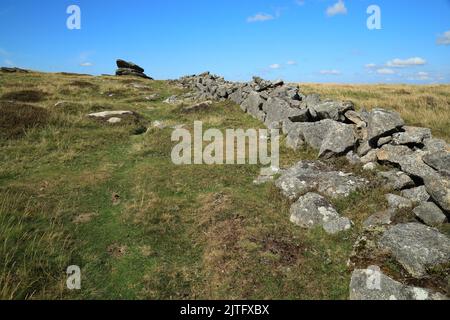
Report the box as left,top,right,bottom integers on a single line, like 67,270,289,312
365,63,377,69
320,69,341,75
437,30,450,45
376,68,395,75
326,0,347,17
80,62,93,67
247,13,275,23
269,64,281,69
407,71,432,81
287,60,297,65
386,57,426,68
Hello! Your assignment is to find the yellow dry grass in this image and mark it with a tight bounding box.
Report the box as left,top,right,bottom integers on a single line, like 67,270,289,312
299,83,450,141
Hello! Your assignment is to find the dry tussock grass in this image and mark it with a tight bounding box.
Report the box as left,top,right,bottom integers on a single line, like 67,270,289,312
300,83,450,140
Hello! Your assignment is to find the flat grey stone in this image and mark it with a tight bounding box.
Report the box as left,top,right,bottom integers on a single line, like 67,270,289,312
385,194,414,212
367,108,405,143
401,186,430,204
413,202,447,227
423,151,450,177
378,170,415,191
392,126,431,146
350,266,447,300
424,175,450,213
275,160,367,200
318,122,356,159
290,192,352,234
379,223,450,278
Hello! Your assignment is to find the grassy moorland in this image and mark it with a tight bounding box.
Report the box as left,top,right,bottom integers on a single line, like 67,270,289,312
0,71,448,299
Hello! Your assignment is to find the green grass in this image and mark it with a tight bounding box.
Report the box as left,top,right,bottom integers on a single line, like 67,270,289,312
0,71,444,299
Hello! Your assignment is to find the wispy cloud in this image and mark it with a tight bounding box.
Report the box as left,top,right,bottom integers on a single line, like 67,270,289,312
269,64,281,69
376,68,395,75
287,60,297,66
326,0,347,17
437,30,450,45
247,13,275,23
295,0,305,6
365,63,377,69
80,62,93,67
320,70,341,75
386,57,426,68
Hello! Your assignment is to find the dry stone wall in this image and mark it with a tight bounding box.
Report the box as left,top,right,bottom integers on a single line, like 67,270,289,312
176,72,450,300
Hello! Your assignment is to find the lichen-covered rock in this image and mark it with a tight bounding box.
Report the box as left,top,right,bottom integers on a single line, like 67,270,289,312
379,223,450,278
241,91,266,121
385,194,413,212
290,193,352,234
275,160,367,200
401,186,430,204
392,126,431,146
310,100,354,122
422,151,450,177
318,122,356,159
367,108,405,143
378,170,415,191
350,266,447,300
413,202,447,227
424,175,450,213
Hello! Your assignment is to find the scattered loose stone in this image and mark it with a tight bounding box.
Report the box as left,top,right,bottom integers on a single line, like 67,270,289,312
107,117,122,124
413,202,447,227
379,223,450,278
290,192,352,234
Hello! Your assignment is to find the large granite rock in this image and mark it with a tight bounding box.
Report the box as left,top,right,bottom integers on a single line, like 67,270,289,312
115,59,152,79
424,175,450,213
263,97,307,126
241,91,266,121
318,122,356,159
366,108,405,143
310,100,355,122
392,126,431,146
290,192,352,234
401,186,430,204
413,202,447,227
378,170,415,191
423,151,450,177
275,160,367,200
350,266,446,300
379,223,450,278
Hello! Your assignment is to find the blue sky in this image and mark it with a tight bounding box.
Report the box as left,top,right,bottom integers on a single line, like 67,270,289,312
0,0,449,83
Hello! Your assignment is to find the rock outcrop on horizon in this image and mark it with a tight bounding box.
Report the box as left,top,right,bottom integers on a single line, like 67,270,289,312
115,59,153,80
